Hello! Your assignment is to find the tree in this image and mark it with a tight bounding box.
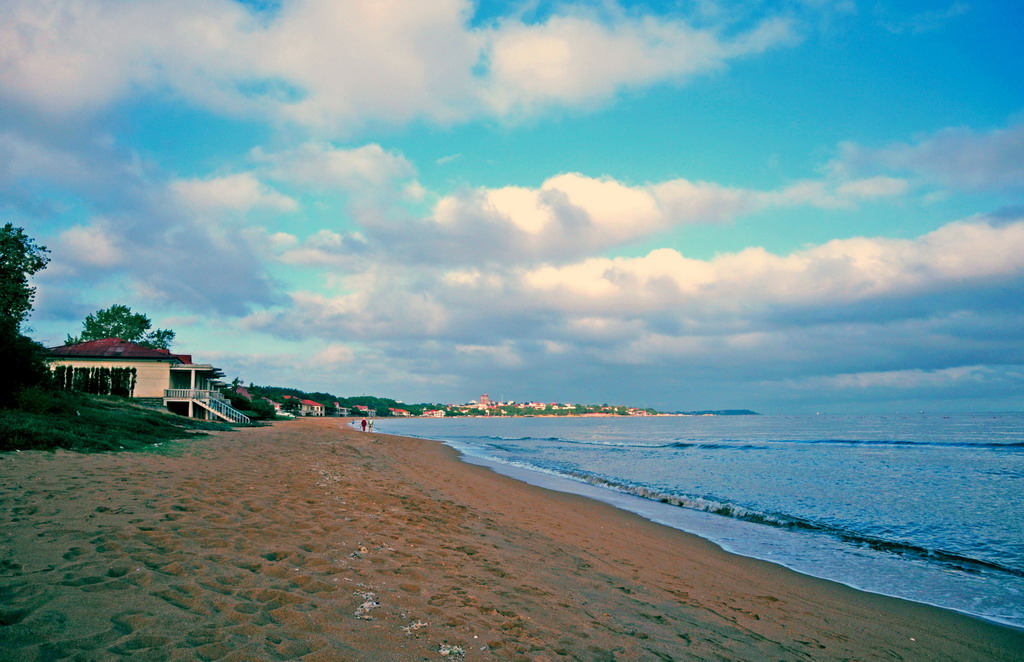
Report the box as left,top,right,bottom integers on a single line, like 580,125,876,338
0,223,50,333
0,224,51,407
66,304,176,349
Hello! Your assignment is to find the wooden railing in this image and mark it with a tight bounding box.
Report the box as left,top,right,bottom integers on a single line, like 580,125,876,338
201,396,251,424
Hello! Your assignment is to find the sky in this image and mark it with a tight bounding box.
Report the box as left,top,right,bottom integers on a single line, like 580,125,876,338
3,0,1023,413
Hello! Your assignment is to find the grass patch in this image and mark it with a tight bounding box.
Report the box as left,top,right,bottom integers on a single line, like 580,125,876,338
0,388,234,453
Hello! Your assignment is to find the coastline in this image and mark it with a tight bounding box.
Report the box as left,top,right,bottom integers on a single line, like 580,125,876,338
2,418,1020,660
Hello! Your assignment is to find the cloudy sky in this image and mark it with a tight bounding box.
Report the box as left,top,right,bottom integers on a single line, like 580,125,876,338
4,0,1023,413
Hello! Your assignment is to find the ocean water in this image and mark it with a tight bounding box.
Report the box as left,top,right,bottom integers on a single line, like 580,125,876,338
377,414,1024,629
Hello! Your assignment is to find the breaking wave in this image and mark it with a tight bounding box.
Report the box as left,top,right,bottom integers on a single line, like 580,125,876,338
478,435,1024,451
488,458,1024,580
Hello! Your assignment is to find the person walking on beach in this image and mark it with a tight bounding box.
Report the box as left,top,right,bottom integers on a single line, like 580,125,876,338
360,418,367,432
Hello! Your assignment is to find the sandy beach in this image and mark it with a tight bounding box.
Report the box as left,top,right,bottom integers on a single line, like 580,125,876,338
2,418,1021,661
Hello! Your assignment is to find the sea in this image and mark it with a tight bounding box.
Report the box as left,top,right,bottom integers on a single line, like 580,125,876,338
375,413,1024,629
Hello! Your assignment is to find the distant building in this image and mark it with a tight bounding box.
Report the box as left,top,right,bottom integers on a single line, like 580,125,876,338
299,399,324,416
281,394,324,416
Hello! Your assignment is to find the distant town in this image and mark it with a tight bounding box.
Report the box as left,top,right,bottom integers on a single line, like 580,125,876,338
240,388,663,419
238,385,756,419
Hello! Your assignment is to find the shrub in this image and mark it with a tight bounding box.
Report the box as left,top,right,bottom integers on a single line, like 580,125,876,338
52,366,137,397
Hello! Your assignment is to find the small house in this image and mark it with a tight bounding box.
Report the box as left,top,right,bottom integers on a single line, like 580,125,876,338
47,337,249,423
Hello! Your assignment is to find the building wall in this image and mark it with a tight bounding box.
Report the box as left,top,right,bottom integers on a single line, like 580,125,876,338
48,358,172,398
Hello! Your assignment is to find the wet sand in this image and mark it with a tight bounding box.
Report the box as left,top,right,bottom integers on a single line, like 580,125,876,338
1,418,1021,661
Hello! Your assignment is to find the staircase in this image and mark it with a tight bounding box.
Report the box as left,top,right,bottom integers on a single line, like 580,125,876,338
197,395,251,424
164,389,251,424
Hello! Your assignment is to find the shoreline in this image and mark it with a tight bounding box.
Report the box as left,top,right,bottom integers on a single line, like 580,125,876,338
2,418,1021,660
403,427,1024,632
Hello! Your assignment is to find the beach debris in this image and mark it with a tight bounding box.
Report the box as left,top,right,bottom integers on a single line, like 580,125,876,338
401,621,429,636
438,643,465,658
353,590,379,619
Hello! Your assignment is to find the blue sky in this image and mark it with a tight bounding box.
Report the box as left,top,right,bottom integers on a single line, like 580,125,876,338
3,0,1023,413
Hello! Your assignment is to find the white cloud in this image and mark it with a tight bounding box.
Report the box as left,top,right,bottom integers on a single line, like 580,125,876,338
248,214,1024,351
253,142,416,191
274,229,367,269
56,221,123,268
482,13,794,114
423,170,912,263
170,173,297,213
0,0,799,132
312,343,357,366
520,218,1024,313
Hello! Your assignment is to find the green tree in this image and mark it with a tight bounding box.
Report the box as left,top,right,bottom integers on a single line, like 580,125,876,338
66,304,176,349
248,398,278,421
0,223,50,332
0,224,51,407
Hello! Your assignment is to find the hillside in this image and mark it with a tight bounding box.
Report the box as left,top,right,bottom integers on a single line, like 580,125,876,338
0,389,231,453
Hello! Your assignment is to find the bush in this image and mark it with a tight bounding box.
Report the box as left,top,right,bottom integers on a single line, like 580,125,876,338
248,397,277,421
52,365,137,397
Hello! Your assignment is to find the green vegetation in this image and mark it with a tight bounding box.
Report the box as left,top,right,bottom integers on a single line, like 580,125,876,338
245,383,443,418
66,304,176,350
52,365,137,397
0,388,230,453
0,223,49,330
0,223,51,408
240,382,660,418
0,224,230,453
219,381,277,421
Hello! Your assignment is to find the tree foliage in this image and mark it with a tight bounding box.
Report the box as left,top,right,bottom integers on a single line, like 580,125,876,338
0,224,51,407
66,304,176,349
0,222,50,332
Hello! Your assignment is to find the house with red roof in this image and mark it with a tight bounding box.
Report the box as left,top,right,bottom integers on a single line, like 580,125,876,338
299,399,324,416
47,337,249,424
281,394,324,416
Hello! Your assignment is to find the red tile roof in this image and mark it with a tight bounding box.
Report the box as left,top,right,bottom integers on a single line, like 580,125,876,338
48,337,186,362
301,399,323,407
